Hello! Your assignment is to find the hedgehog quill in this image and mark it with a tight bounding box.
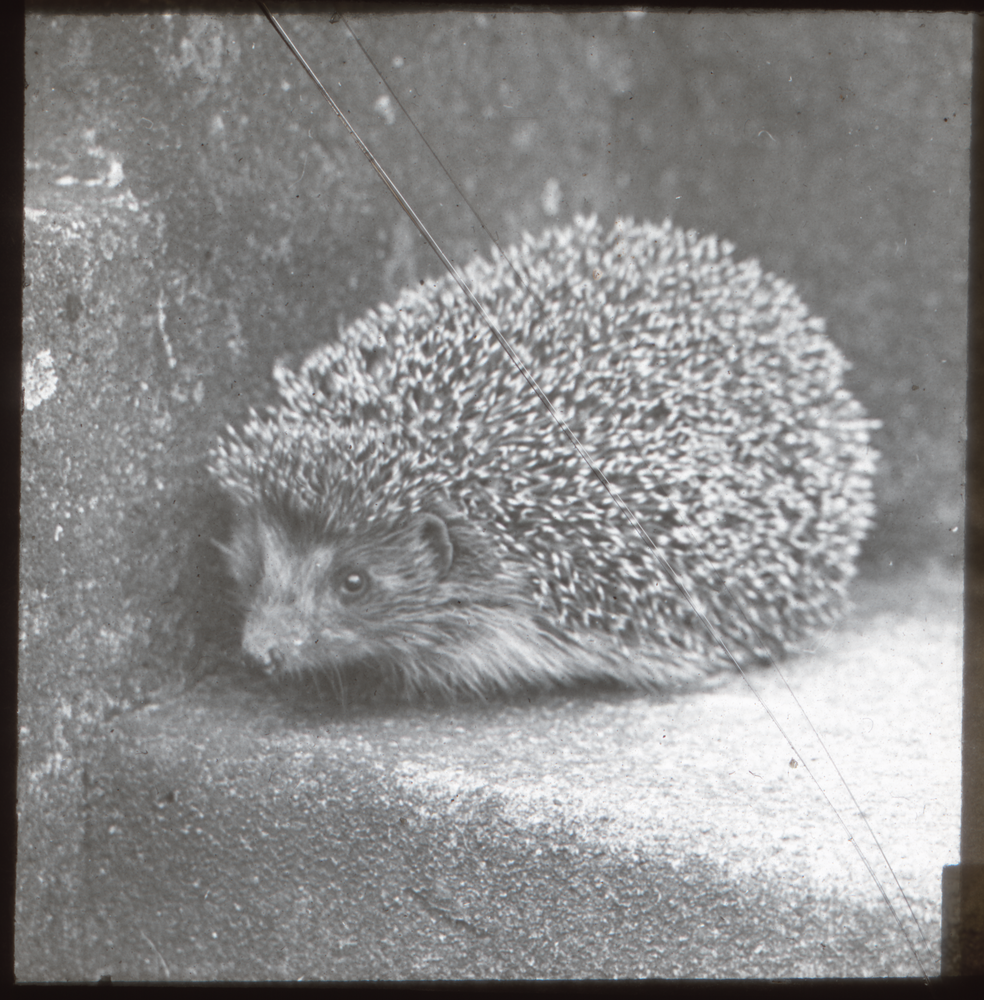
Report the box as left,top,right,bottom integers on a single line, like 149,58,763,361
210,217,878,699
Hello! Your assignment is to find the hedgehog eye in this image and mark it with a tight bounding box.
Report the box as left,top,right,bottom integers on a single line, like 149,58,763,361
338,568,368,598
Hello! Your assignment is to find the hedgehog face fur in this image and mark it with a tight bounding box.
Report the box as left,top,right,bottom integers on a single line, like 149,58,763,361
210,216,878,698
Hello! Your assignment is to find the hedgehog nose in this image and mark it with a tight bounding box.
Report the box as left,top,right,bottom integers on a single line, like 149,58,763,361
264,646,286,674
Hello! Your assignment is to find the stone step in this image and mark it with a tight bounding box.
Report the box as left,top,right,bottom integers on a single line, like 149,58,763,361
74,573,959,980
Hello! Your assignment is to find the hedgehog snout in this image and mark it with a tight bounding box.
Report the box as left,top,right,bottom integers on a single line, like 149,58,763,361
241,603,314,676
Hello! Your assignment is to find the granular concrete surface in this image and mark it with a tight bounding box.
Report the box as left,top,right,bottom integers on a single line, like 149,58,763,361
77,566,960,980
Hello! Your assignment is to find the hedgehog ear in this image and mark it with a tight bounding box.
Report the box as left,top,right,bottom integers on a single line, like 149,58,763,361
414,513,454,580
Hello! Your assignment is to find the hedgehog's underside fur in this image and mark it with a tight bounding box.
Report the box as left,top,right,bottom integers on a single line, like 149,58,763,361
210,216,878,699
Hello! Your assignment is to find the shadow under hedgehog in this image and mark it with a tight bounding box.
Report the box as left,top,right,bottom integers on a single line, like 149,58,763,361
209,217,878,700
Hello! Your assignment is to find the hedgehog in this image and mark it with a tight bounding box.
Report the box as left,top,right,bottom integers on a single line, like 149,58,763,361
209,216,878,700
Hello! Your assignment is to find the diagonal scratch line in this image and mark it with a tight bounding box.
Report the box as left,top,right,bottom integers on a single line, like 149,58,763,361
256,4,929,977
